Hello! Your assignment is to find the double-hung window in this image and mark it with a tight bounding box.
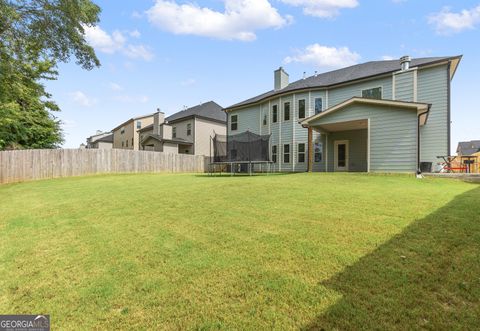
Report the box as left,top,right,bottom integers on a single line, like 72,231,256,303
172,127,177,138
314,142,322,162
284,102,290,121
298,143,306,163
187,123,192,136
314,98,323,115
298,99,306,119
272,105,278,123
272,145,277,163
230,115,238,131
283,144,290,163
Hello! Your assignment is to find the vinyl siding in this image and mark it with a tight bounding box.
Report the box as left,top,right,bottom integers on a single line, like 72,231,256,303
194,118,226,156
310,104,418,172
328,76,393,107
417,64,449,163
394,70,414,102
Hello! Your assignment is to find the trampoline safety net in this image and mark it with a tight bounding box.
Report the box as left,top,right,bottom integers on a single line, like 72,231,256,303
212,131,271,162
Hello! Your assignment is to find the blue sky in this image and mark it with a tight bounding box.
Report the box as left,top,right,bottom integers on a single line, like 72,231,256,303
46,0,480,152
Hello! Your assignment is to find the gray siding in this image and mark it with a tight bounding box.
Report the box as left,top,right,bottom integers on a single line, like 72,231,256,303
394,70,414,102
328,76,393,107
417,65,449,163
310,104,418,172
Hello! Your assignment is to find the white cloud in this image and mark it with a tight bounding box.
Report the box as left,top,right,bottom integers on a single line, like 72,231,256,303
70,91,97,107
129,29,141,38
83,25,125,53
83,25,153,60
280,0,358,18
132,11,143,19
180,78,197,87
428,5,480,35
146,0,291,41
284,44,360,69
113,95,150,104
109,82,124,91
123,44,154,61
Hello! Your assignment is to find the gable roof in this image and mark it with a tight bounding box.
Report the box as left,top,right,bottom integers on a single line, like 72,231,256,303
226,56,461,110
166,101,225,123
140,134,193,146
457,140,480,155
112,113,156,132
95,133,114,143
300,97,431,127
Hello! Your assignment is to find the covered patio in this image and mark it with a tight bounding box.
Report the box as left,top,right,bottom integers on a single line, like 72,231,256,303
301,97,430,173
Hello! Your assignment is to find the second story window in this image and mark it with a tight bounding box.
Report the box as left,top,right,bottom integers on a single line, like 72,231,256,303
120,127,125,135
230,115,238,131
298,99,306,119
137,121,142,129
187,123,192,136
172,127,177,138
284,102,290,121
272,145,277,163
362,87,382,99
263,113,267,126
272,105,278,123
315,98,323,115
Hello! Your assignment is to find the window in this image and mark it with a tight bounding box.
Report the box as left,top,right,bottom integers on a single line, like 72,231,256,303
231,115,238,131
314,142,323,162
283,144,290,163
263,113,267,126
122,141,124,147
314,98,323,115
298,143,306,163
172,127,177,138
132,138,134,147
284,102,290,121
126,139,128,147
187,123,192,136
137,121,142,129
120,127,125,135
272,105,278,123
362,87,382,99
298,99,306,119
272,145,277,163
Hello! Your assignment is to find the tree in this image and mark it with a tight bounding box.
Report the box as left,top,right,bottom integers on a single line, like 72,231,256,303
0,0,101,150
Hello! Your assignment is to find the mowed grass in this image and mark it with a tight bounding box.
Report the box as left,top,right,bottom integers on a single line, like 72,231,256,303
0,173,479,330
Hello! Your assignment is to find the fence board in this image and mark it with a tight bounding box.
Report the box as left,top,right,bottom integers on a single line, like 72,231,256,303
0,149,208,184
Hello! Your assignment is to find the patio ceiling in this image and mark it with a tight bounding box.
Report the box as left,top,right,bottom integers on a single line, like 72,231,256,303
314,119,368,132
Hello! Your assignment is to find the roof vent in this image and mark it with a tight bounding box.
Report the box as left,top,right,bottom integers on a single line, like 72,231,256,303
400,55,411,71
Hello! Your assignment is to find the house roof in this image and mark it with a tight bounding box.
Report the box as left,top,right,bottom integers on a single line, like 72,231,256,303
300,97,431,127
112,112,156,132
166,101,225,123
226,56,462,110
138,124,154,133
95,133,114,143
457,140,480,155
140,134,193,146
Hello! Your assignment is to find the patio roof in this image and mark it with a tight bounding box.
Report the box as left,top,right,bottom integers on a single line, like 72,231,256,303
300,97,431,128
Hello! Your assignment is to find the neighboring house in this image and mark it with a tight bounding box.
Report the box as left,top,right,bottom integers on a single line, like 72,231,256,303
112,113,155,150
224,55,461,173
456,140,480,156
139,101,226,155
85,131,113,149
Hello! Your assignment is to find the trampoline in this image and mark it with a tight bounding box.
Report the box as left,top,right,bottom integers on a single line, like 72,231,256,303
209,131,273,175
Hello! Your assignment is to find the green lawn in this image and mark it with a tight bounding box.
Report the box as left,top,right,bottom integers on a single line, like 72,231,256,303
0,173,479,330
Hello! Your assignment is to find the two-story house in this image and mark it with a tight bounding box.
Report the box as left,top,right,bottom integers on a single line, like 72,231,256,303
139,101,226,155
85,130,113,149
112,113,155,150
224,55,461,173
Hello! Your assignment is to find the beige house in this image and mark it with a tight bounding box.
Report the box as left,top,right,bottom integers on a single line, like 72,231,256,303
139,101,226,156
112,113,155,150
86,131,113,149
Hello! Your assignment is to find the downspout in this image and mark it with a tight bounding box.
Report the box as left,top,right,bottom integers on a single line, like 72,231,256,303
417,105,431,174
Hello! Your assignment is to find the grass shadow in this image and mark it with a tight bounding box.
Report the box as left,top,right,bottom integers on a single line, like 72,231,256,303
304,185,480,330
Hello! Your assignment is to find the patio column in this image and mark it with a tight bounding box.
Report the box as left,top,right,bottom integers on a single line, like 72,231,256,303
307,127,313,172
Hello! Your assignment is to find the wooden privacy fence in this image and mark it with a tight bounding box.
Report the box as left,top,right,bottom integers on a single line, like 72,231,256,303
0,149,208,184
